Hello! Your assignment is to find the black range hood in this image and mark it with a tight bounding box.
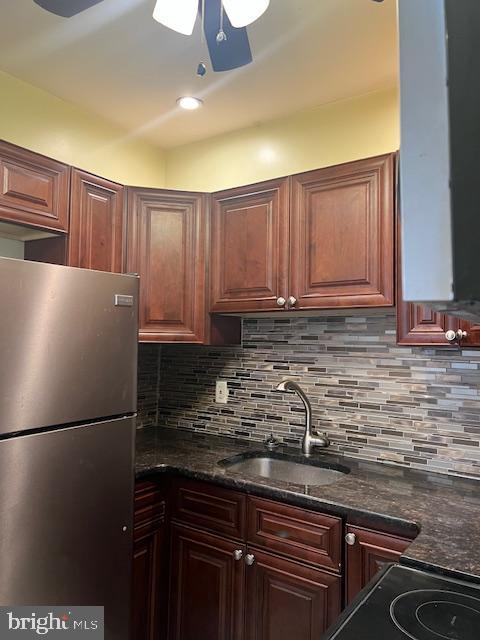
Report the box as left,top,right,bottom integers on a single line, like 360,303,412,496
398,0,480,321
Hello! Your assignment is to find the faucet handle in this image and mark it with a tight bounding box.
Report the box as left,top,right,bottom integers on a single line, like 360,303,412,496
312,431,330,447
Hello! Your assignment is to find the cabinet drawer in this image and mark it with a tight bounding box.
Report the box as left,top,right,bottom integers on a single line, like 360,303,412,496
134,480,166,529
247,496,342,572
172,478,246,541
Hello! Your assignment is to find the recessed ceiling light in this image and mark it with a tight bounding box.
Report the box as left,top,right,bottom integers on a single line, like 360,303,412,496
177,96,203,111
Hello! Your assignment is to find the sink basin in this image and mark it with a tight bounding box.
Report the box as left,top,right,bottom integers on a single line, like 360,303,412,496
218,452,350,486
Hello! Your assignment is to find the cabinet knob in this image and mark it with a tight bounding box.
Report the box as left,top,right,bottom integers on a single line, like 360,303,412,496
245,553,255,566
287,296,297,309
345,533,356,546
445,329,468,342
276,297,286,308
233,549,243,561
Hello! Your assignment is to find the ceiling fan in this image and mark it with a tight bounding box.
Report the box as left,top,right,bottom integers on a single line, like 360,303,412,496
33,0,270,72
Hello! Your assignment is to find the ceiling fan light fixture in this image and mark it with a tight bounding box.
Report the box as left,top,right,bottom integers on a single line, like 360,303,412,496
152,0,198,35
222,0,270,28
177,96,203,110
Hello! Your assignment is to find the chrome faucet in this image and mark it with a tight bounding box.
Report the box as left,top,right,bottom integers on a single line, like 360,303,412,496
275,379,330,456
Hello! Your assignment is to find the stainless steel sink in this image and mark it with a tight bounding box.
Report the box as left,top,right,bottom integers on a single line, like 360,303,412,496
218,452,350,486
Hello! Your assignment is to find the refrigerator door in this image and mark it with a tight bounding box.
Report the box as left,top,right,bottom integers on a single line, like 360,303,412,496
0,417,135,640
0,257,138,435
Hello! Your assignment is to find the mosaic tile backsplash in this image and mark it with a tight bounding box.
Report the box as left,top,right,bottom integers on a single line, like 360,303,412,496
137,344,161,428
138,312,480,479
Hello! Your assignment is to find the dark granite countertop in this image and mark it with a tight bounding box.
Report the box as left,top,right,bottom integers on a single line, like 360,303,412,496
136,427,480,582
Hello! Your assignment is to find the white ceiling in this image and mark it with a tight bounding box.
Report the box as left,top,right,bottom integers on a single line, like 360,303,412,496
0,0,398,148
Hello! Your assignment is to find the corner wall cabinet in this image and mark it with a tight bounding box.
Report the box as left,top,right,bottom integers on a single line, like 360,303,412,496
126,188,208,343
125,188,241,345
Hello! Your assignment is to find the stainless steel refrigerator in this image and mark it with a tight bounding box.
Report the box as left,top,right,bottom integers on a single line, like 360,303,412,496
0,256,139,639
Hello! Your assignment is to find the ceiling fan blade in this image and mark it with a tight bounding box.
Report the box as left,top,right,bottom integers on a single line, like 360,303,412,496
33,0,105,18
203,0,252,72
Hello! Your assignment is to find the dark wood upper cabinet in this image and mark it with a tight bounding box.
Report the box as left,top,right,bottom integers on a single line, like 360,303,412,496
397,299,462,346
170,523,246,640
0,140,70,232
461,321,480,347
210,178,290,313
290,154,395,310
396,204,480,347
246,548,341,640
210,155,395,315
126,188,208,343
397,302,480,347
345,525,411,604
68,169,124,272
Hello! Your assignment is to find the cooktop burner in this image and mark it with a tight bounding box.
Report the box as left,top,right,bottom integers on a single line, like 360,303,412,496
391,589,480,640
324,565,480,640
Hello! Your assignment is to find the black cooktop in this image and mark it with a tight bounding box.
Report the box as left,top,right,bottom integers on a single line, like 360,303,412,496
325,565,480,640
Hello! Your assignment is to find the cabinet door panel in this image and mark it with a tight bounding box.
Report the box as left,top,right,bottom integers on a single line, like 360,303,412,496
345,525,411,604
170,524,245,640
246,549,341,640
133,481,168,640
127,189,206,342
0,141,70,232
459,321,480,347
68,169,124,272
290,155,394,309
397,300,462,345
211,179,289,312
133,527,164,640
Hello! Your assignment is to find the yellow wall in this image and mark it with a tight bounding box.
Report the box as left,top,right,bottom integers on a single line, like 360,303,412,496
0,71,398,192
165,88,399,192
0,71,166,187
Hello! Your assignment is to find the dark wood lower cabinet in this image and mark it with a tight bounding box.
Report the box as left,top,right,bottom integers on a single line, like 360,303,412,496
133,479,414,640
246,549,341,640
133,481,168,640
133,525,166,640
169,524,246,640
345,525,411,604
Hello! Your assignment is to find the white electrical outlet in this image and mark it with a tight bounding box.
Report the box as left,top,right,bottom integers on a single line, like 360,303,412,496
215,380,229,404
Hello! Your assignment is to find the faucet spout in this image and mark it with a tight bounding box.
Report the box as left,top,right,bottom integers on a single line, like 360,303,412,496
275,379,330,456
